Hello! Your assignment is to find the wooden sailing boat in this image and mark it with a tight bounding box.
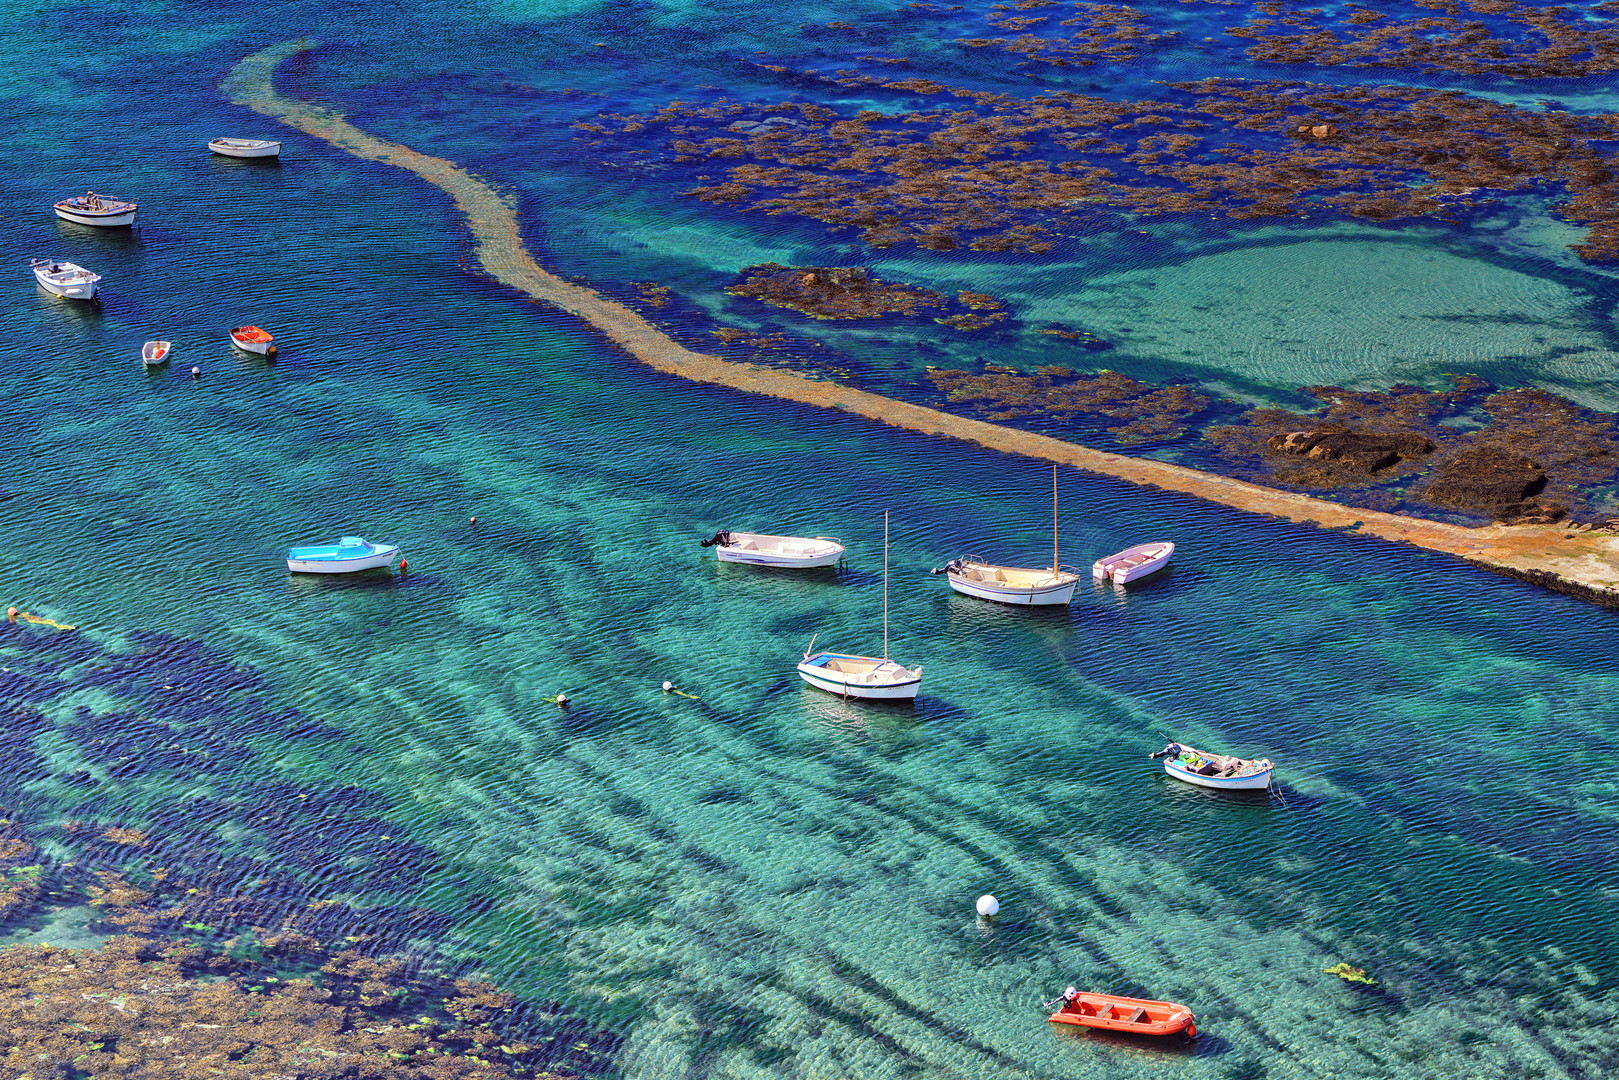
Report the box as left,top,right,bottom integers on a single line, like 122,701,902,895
797,511,922,700
932,465,1081,606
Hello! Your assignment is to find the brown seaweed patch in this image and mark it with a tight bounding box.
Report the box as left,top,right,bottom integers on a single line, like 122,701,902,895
728,263,951,318
927,366,1208,443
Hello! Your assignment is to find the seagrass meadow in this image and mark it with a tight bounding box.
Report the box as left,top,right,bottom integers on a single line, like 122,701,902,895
3,1,1619,1077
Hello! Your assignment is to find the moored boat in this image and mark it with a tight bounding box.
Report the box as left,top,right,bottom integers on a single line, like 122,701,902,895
1093,541,1174,584
935,558,1080,605
54,191,137,227
1149,740,1273,791
142,340,172,366
30,258,101,300
1047,987,1196,1038
229,325,276,356
286,536,401,574
934,466,1080,606
797,650,922,700
797,512,922,700
700,530,844,568
209,137,281,158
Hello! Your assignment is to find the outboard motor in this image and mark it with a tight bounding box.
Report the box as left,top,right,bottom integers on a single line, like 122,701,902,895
1148,742,1183,760
929,559,964,576
699,530,733,549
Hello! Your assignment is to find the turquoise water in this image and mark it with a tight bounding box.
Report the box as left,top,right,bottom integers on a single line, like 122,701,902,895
3,2,1619,1077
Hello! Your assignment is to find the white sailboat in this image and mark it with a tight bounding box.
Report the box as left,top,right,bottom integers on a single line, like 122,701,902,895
797,511,922,700
933,465,1081,606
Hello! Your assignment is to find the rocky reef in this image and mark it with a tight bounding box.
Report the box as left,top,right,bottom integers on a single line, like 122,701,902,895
1206,380,1619,522
727,263,1012,331
0,618,614,1078
927,365,1208,444
579,32,1619,260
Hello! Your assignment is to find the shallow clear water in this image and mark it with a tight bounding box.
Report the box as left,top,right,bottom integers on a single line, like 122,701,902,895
2,2,1618,1078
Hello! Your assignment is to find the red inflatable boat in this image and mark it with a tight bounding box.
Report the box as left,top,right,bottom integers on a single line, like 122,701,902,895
1048,990,1197,1038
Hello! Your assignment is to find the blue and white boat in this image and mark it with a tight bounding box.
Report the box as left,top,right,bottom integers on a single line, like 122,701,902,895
286,536,401,574
1149,741,1273,791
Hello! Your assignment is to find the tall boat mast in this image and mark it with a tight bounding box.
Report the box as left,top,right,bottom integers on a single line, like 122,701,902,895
883,510,890,661
1052,464,1060,574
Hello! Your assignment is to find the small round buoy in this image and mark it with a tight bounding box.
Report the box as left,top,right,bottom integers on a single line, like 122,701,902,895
662,680,673,692
190,366,201,378
556,692,569,707
265,345,278,360
399,559,408,574
470,516,478,526
5,606,16,622
976,894,999,917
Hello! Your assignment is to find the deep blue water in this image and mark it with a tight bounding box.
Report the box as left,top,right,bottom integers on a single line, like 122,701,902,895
2,1,1618,1077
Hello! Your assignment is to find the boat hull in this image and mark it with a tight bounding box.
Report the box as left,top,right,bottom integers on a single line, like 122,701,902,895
946,572,1077,606
54,205,136,227
1164,760,1272,790
1049,993,1196,1038
142,341,171,365
35,275,97,299
797,654,921,700
230,333,274,355
718,546,841,568
287,546,400,574
210,138,281,158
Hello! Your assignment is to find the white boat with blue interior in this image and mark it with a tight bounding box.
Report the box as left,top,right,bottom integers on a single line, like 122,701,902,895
286,536,401,574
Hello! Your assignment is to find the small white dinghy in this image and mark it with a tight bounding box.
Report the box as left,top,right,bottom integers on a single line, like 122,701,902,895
797,512,922,700
934,466,1080,606
142,340,172,366
54,191,137,227
30,258,101,299
700,529,844,568
1093,541,1174,585
287,536,401,574
1149,741,1273,791
209,137,282,158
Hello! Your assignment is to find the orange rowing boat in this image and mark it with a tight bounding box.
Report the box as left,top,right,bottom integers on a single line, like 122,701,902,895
1048,989,1197,1038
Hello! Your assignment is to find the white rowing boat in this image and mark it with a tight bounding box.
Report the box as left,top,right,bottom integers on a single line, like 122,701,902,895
1093,541,1174,584
142,340,172,366
30,258,101,299
54,191,137,227
229,325,276,356
700,530,844,568
209,137,281,158
934,465,1080,605
797,511,922,700
1149,741,1273,791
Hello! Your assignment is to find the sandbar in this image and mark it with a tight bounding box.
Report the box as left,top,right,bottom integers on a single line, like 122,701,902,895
222,41,1619,606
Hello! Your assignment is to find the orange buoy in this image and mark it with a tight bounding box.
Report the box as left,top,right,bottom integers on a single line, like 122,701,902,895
470,516,477,526
399,559,408,574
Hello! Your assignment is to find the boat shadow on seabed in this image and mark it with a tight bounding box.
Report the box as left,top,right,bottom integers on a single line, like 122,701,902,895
1050,1021,1222,1057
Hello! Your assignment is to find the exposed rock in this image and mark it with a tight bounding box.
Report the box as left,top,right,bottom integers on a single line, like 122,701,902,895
1422,445,1547,509
1494,501,1569,526
1267,428,1435,475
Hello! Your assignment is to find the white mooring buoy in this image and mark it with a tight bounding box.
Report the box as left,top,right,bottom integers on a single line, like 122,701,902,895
662,680,673,691
977,894,1000,917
